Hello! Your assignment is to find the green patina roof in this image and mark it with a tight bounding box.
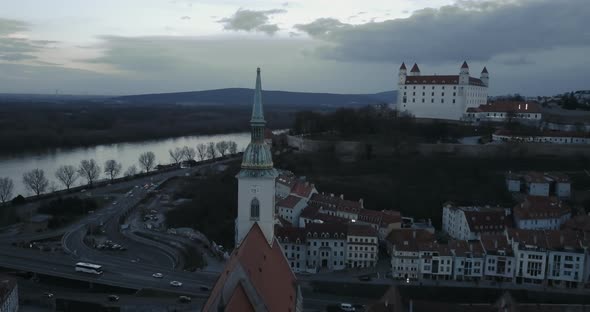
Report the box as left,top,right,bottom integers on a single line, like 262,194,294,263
240,67,275,174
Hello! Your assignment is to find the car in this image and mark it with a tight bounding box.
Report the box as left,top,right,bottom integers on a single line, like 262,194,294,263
339,303,356,312
170,281,182,287
358,275,372,281
80,189,86,193
108,295,120,302
199,286,210,291
152,273,163,278
178,296,192,303
43,292,54,298
112,201,118,205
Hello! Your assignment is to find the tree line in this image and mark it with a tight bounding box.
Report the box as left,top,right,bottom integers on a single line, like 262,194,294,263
0,140,240,204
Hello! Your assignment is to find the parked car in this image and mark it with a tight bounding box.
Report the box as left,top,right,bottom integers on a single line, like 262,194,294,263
152,273,163,278
108,295,120,302
340,303,356,312
43,292,54,298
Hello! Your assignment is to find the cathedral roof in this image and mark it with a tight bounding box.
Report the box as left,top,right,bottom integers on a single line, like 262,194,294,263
203,223,299,311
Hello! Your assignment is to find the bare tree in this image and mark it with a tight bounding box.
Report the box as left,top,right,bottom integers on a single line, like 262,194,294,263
228,141,238,155
196,143,207,161
104,159,122,181
169,147,184,165
124,165,138,177
55,165,78,190
139,151,156,172
215,141,230,157
0,177,14,204
206,142,217,159
22,169,49,196
78,159,101,186
182,146,196,161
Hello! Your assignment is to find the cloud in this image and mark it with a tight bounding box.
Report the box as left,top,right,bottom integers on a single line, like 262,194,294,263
294,0,590,64
0,18,58,64
218,8,286,35
294,18,350,38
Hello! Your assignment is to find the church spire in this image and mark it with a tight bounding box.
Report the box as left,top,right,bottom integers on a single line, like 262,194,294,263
251,67,265,124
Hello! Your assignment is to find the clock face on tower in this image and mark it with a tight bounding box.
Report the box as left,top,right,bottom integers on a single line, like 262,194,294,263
250,185,260,194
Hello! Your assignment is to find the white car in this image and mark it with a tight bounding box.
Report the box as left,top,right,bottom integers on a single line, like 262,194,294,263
152,273,163,278
170,281,182,287
340,303,355,312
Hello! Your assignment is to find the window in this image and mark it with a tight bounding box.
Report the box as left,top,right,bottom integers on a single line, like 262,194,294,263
413,92,416,96
422,99,425,103
422,86,425,90
412,99,415,103
404,86,407,89
431,92,434,96
441,99,444,103
431,99,434,103
422,92,425,96
413,86,416,89
250,198,260,220
441,92,444,96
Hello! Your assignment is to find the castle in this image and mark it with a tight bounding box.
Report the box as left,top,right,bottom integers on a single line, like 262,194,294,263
397,61,489,120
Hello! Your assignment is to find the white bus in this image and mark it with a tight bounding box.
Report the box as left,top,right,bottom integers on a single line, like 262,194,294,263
75,262,103,275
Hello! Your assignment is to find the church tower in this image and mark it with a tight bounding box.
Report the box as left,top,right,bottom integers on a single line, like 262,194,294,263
235,67,278,247
398,62,407,85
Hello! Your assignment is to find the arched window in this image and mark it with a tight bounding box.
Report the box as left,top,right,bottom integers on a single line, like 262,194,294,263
250,198,260,220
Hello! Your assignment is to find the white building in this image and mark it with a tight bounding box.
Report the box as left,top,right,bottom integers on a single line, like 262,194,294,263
508,229,548,285
450,240,485,281
513,196,571,230
419,242,454,281
464,101,542,125
388,230,435,281
346,224,379,269
397,61,488,120
492,130,590,144
480,234,516,282
506,172,521,193
276,195,308,225
523,172,550,197
545,173,572,198
442,203,510,241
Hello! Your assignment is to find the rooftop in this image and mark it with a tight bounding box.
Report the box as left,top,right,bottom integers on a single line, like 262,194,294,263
513,196,570,220
466,101,542,114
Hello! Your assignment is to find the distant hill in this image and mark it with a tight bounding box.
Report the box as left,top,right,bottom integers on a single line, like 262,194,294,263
112,88,397,109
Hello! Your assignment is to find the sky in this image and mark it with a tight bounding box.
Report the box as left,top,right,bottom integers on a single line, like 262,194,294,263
0,0,588,96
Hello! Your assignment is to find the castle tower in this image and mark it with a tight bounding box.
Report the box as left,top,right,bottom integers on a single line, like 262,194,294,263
480,66,489,87
235,67,278,247
398,62,407,85
459,61,469,85
409,63,420,76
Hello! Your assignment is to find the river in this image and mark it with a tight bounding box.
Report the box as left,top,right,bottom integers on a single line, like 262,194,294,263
0,132,251,197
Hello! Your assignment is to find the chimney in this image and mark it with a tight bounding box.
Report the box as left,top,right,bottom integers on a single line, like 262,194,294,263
340,194,344,200
359,198,364,207
560,235,564,245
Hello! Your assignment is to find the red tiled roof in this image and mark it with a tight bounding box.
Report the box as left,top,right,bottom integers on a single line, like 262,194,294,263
380,210,402,226
358,209,402,228
403,75,485,87
276,195,304,209
507,229,585,251
310,193,362,214
467,101,542,114
480,234,513,256
291,181,315,198
469,77,486,87
463,209,510,233
494,129,590,138
545,172,570,183
276,173,296,188
299,204,320,219
563,215,590,233
264,128,274,140
225,283,255,312
203,223,298,312
523,172,548,184
461,61,469,69
410,63,420,72
348,223,378,237
449,240,484,257
513,196,570,220
276,226,307,243
386,229,434,252
305,223,347,238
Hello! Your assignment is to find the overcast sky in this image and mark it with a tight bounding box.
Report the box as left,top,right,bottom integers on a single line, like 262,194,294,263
0,0,588,96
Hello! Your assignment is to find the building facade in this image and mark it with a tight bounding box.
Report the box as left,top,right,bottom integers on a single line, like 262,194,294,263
442,203,510,241
463,101,542,125
0,275,18,312
397,61,488,120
